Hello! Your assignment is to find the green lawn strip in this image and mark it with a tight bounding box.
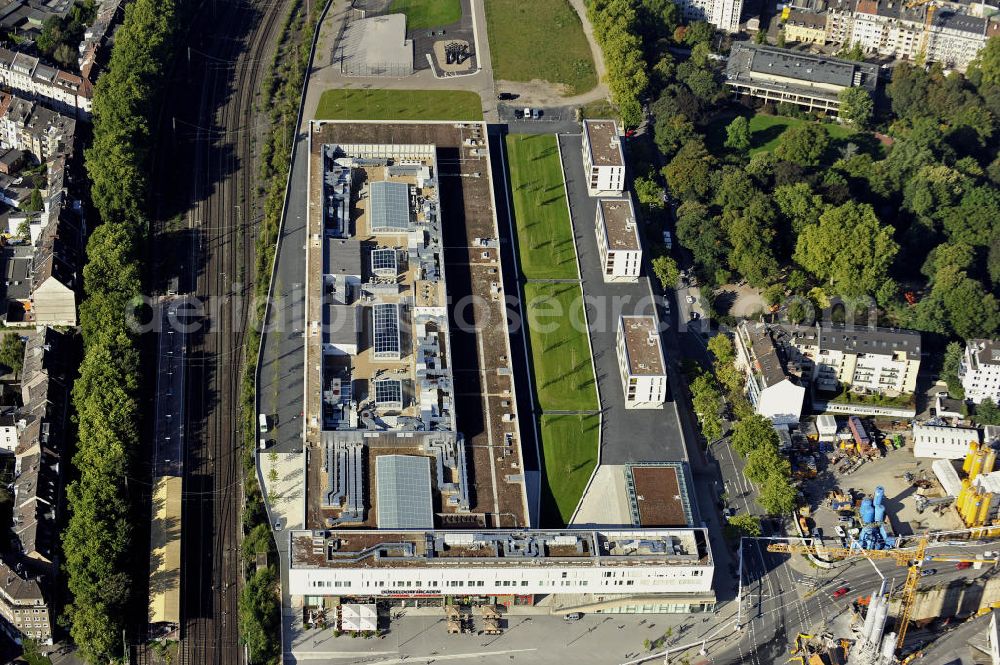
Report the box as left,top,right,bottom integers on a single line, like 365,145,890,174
485,0,597,95
389,0,462,29
314,89,483,121
505,134,578,280
523,281,599,412
538,413,600,526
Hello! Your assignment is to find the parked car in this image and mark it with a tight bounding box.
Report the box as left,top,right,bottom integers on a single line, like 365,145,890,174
686,295,696,304
564,612,584,621
497,92,518,100
920,568,937,576
722,508,735,518
690,311,700,320
833,587,849,599
835,526,846,538
956,561,972,570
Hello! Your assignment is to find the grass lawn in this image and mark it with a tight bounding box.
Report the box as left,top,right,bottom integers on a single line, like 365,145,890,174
505,134,577,280
523,282,599,412
747,114,855,155
389,0,462,29
485,0,597,95
314,89,482,121
539,414,600,526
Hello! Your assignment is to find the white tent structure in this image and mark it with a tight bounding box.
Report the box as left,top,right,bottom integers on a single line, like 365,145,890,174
341,603,377,632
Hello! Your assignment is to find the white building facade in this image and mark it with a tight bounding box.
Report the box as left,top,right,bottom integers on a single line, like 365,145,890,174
734,322,805,425
582,120,625,197
289,529,715,613
912,423,982,459
675,0,744,32
961,340,1000,405
595,197,641,282
617,316,667,409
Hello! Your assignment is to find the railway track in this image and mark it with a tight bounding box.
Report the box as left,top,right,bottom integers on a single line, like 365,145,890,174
139,0,289,662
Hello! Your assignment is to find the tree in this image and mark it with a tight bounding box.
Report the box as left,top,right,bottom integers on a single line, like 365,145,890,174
652,255,680,290
724,116,751,151
776,29,786,48
941,342,965,399
837,42,865,61
838,87,873,128
634,174,664,211
754,28,768,44
663,140,714,201
725,194,781,286
794,201,898,299
239,567,280,663
731,414,780,457
23,188,43,212
691,372,724,442
774,123,830,166
684,20,714,46
0,334,24,377
774,182,827,233
727,513,762,537
757,475,798,514
969,34,1000,87
653,113,697,159
977,399,1000,426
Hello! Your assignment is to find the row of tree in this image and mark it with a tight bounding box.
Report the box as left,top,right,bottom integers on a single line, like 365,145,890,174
65,0,177,661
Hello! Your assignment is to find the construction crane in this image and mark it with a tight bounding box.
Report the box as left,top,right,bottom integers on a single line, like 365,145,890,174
768,540,926,653
768,538,999,655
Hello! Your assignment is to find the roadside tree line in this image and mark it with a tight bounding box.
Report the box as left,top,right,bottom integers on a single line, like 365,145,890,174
65,0,177,661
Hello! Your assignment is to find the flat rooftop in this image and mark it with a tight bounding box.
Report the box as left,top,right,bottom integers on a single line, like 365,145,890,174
289,528,711,569
620,316,665,377
305,121,529,531
598,198,640,251
726,42,879,93
627,464,693,528
584,119,623,168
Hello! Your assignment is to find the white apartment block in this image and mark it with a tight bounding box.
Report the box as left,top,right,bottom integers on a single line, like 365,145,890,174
734,322,805,425
582,120,624,197
675,0,744,32
595,197,642,282
784,324,921,395
617,316,667,409
961,340,1000,405
926,10,995,71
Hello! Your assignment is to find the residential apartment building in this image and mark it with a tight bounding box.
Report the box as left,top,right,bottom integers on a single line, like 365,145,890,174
725,42,880,115
14,328,69,571
616,316,668,409
848,0,925,61
734,322,806,425
926,10,995,70
30,214,80,326
0,47,93,118
784,9,829,44
0,558,52,645
784,323,921,395
0,92,76,163
582,120,625,197
961,339,1000,405
595,197,642,282
675,0,745,32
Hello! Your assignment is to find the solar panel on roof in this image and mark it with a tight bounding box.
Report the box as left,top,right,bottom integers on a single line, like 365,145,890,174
376,455,433,529
371,248,398,277
374,379,402,407
372,303,401,359
370,181,411,233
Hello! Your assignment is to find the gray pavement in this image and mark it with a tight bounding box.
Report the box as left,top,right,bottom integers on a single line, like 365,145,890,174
556,132,685,465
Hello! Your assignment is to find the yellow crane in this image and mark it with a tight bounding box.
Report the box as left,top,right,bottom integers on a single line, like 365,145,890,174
768,539,999,654
791,632,814,655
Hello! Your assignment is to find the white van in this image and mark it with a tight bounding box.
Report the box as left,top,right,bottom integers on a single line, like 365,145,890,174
258,413,268,434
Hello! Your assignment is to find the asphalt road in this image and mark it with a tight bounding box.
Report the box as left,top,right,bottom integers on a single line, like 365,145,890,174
139,0,288,661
